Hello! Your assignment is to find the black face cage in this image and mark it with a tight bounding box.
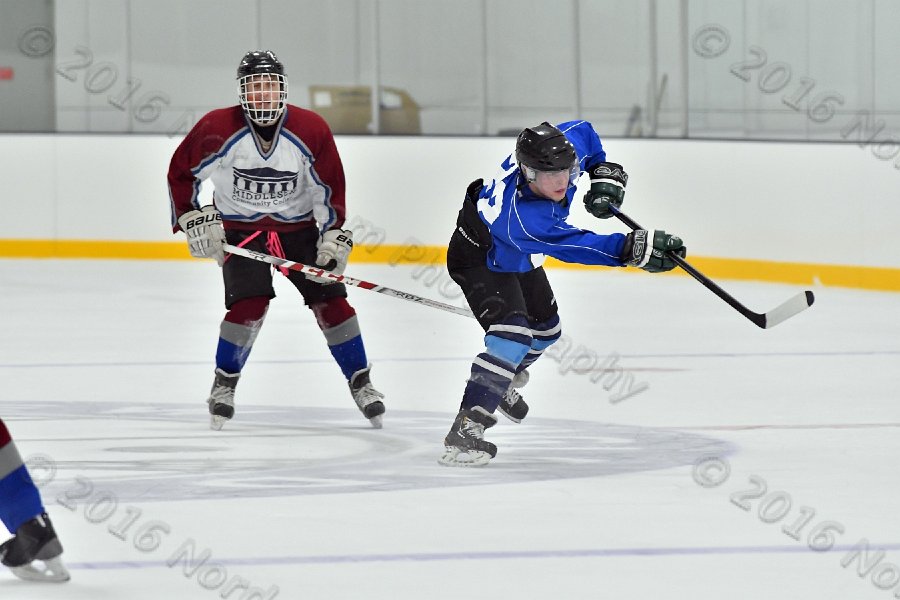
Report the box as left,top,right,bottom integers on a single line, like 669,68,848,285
238,73,288,125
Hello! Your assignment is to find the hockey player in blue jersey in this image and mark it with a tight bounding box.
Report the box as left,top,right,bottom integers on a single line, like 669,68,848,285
439,121,686,466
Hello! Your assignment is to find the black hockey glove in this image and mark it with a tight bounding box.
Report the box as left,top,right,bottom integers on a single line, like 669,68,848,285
621,229,686,273
583,162,627,219
455,178,492,249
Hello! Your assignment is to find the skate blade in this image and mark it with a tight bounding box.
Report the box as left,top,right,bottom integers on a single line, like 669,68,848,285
368,414,383,429
438,447,492,467
9,557,71,582
209,415,229,431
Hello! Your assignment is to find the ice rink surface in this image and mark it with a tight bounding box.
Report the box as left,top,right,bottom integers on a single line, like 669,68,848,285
1,258,898,599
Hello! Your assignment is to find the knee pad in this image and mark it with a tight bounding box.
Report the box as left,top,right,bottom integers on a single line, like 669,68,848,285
310,297,357,330
225,296,269,325
484,315,533,367
0,418,10,446
529,314,561,351
219,298,269,370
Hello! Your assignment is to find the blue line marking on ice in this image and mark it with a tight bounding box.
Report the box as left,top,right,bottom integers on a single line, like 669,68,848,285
1,349,898,369
66,542,900,570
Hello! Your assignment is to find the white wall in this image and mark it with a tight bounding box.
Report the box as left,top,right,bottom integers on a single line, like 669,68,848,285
43,0,900,138
1,133,898,269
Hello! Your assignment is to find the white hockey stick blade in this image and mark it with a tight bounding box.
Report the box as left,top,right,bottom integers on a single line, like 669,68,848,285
762,290,815,329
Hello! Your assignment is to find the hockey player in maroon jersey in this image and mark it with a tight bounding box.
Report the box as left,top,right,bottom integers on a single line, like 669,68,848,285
167,50,385,430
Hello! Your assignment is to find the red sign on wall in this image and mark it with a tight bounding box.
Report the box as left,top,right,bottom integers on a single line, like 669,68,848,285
0,68,13,80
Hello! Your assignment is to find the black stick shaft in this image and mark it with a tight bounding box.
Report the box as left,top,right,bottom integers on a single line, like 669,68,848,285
612,208,767,327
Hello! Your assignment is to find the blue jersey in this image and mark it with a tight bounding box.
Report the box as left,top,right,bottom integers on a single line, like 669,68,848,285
476,120,627,273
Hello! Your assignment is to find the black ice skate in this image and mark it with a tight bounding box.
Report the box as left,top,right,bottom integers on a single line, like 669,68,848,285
349,365,385,428
0,513,70,583
439,406,498,467
497,369,529,423
208,368,240,431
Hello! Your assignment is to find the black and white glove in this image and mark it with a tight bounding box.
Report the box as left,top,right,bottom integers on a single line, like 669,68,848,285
621,229,686,273
315,229,353,276
177,206,225,266
583,162,628,219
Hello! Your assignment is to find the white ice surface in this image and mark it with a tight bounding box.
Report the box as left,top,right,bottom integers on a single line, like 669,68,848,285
1,259,898,599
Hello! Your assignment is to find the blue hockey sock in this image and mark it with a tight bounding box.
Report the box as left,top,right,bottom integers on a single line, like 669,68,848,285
216,338,252,374
517,314,562,373
216,302,267,374
461,318,532,413
328,335,368,379
460,352,517,413
0,422,44,533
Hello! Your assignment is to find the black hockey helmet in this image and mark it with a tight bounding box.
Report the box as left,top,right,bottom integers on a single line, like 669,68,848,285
236,50,284,78
237,50,287,125
515,122,578,182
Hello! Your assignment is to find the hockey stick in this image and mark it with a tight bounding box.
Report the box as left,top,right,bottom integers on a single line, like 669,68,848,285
222,243,476,319
610,207,815,329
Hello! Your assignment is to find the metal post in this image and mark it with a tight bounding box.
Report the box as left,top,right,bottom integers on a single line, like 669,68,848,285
481,0,488,135
370,0,381,134
648,0,659,136
680,0,689,137
126,0,133,132
573,0,582,119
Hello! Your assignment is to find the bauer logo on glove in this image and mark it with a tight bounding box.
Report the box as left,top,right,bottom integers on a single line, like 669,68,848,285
315,228,354,277
182,211,222,231
177,205,226,267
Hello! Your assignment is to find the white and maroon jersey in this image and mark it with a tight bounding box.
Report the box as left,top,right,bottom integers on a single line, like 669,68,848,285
168,104,346,233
